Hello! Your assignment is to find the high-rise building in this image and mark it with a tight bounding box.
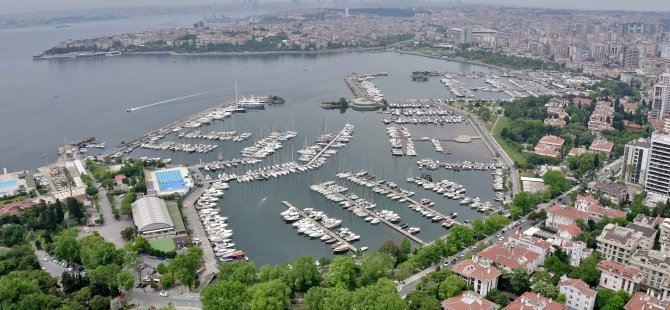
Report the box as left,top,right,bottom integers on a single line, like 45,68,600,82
622,138,651,186
645,131,670,203
651,73,670,119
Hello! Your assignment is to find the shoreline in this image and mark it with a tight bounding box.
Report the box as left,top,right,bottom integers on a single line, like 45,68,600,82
394,49,509,71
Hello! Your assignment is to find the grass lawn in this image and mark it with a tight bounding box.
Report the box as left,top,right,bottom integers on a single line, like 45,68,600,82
492,116,527,166
149,238,176,253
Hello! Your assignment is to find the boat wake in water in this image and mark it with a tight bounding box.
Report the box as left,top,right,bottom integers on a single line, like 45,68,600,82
126,90,217,112
257,197,268,209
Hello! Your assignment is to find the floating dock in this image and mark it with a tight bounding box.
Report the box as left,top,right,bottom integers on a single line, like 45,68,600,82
282,201,357,253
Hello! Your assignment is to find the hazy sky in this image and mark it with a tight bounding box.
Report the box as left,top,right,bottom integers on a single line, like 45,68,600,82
1,0,669,15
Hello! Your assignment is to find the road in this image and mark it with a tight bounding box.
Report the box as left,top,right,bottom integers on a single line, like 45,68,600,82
437,103,520,196
128,291,202,309
185,168,219,282
396,217,537,297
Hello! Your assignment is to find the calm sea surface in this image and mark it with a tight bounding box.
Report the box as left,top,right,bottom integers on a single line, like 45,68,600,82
0,15,509,265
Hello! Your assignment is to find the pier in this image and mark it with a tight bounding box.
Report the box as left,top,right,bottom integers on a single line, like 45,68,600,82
338,173,467,228
334,192,426,245
282,201,357,253
306,126,348,166
103,99,237,158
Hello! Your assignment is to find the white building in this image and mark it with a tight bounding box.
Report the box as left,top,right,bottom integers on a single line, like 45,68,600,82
651,73,670,120
131,196,176,239
622,138,651,186
596,223,644,264
507,233,553,264
558,276,597,310
660,218,670,256
545,204,589,230
646,131,670,204
596,260,643,294
451,258,501,296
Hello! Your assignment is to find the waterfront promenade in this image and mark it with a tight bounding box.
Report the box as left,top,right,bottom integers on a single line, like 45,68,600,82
185,168,219,284
435,102,520,195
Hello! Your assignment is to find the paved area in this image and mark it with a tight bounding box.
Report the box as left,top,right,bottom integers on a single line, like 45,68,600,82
36,250,66,278
184,168,219,283
79,187,132,248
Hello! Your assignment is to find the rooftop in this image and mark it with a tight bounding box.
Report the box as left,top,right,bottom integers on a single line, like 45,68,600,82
452,259,502,282
598,223,642,247
624,292,670,310
441,291,498,310
596,260,643,281
557,276,596,297
504,292,566,310
590,139,614,153
131,196,175,233
477,241,541,270
547,204,589,220
538,135,565,147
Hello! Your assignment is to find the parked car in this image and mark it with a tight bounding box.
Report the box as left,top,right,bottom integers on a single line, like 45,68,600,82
159,291,169,297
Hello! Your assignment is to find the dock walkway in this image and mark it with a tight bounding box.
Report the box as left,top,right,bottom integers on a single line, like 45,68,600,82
332,192,426,245
282,201,357,253
341,176,466,227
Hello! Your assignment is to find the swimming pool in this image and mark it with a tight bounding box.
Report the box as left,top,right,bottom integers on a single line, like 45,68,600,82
0,180,18,190
155,170,188,192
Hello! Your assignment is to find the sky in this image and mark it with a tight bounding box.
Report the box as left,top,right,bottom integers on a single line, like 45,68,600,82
1,0,669,15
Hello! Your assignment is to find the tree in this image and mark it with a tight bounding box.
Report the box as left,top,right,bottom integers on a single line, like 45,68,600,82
53,229,81,263
120,227,135,241
201,280,250,310
0,224,26,247
89,295,111,310
324,286,352,310
510,192,535,217
116,270,134,292
508,268,531,295
405,290,441,310
78,233,123,269
325,256,358,290
569,253,601,286
217,261,257,286
249,279,290,310
290,255,322,293
399,237,411,263
169,247,203,288
486,289,510,307
446,225,475,254
438,276,466,300
416,268,452,298
350,279,406,310
378,240,400,259
357,253,395,287
543,170,569,197
54,199,65,224
304,286,327,310
532,280,559,299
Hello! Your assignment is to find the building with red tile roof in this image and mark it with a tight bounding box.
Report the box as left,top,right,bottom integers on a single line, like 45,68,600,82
476,241,543,273
575,194,626,221
534,135,565,158
597,260,643,294
545,204,589,230
507,233,552,264
0,200,34,216
441,291,498,310
589,139,614,154
624,292,670,310
504,292,566,310
538,135,566,147
568,147,590,157
451,258,501,296
557,276,596,310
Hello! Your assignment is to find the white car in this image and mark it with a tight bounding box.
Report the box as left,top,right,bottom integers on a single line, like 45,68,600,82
159,291,169,297
42,257,48,262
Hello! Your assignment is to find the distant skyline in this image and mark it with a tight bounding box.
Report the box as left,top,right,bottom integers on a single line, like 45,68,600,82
1,0,669,15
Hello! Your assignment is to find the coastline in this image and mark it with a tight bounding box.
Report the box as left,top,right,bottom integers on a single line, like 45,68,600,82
128,46,385,56
394,49,509,71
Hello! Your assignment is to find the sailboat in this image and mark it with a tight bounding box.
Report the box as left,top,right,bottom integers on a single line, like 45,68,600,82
235,81,265,110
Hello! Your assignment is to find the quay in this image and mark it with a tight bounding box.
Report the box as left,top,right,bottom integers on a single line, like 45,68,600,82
306,126,348,166
339,173,467,227
282,201,357,253
102,99,237,158
345,74,370,101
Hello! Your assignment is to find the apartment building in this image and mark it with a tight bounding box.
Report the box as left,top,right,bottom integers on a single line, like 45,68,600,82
596,223,644,264
558,276,597,310
596,260,643,294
